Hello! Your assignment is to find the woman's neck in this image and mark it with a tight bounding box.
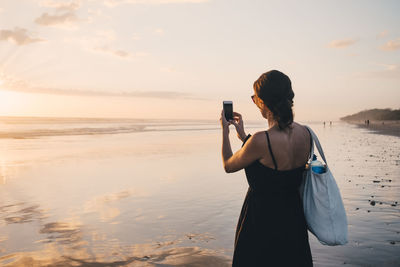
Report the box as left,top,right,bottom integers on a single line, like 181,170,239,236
266,112,277,129
267,119,278,129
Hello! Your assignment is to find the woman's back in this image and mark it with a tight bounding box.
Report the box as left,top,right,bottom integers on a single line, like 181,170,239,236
258,122,311,171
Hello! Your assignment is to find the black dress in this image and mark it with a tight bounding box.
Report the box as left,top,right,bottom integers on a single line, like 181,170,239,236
232,131,313,267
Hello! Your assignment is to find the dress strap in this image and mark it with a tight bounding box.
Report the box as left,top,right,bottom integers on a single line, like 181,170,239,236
265,131,278,170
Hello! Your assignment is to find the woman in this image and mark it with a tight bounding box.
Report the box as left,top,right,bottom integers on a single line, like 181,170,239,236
220,70,313,266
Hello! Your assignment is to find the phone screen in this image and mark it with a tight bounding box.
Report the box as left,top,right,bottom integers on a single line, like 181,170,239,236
223,101,233,121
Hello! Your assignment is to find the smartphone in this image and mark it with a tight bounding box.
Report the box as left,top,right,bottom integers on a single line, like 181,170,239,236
223,101,233,121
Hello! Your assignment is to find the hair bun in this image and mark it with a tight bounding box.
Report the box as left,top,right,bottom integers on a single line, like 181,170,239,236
253,70,294,129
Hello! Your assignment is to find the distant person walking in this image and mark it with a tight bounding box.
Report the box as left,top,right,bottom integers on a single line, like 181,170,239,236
220,70,313,266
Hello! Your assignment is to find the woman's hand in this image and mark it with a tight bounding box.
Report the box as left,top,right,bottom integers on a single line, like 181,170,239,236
220,110,231,133
230,112,247,142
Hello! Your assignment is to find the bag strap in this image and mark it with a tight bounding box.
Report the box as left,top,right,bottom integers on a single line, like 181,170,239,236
304,125,328,166
306,127,314,163
304,126,314,163
265,131,278,170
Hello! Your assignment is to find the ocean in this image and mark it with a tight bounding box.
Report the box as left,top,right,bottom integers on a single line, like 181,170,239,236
0,117,399,266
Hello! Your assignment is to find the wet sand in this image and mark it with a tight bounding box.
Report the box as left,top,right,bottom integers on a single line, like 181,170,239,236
1,120,400,266
344,120,400,138
1,242,231,267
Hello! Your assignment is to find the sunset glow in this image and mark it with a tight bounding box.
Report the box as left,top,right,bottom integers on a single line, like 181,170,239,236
0,0,399,121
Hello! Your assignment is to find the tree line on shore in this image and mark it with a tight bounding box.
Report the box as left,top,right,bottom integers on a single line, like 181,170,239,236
340,108,400,121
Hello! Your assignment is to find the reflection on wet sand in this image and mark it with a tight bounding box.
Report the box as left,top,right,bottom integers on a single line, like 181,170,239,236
1,201,230,266
84,189,149,222
1,202,48,225
38,222,85,247
0,218,91,266
2,233,231,266
2,246,231,266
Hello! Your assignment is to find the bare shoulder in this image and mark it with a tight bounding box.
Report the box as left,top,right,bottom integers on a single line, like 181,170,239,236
251,130,268,144
242,131,267,151
292,122,311,138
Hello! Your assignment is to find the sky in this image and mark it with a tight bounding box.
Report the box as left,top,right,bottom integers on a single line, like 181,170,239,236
0,0,399,121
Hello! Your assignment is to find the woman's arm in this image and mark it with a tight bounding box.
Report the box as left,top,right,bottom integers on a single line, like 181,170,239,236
221,126,233,170
220,110,265,173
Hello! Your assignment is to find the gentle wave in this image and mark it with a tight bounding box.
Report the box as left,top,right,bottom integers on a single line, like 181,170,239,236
0,116,325,139
0,125,231,139
0,117,224,139
0,125,146,139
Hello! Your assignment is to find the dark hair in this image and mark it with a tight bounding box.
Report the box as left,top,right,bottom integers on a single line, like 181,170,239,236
253,70,294,130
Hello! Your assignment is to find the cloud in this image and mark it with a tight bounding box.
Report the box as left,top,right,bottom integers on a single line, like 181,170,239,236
35,12,79,26
64,33,148,59
86,6,112,23
103,0,209,7
328,39,358,49
0,75,205,100
0,27,44,45
63,30,149,60
38,0,80,11
380,38,400,51
34,1,81,27
377,30,389,39
160,67,181,73
92,45,131,58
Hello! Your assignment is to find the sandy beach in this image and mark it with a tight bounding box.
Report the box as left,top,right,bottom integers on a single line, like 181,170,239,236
1,119,400,266
344,120,400,138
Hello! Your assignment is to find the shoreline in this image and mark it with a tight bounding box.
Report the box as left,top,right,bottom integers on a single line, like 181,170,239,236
343,120,400,138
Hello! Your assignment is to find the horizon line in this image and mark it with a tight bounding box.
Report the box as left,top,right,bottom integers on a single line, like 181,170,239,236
0,115,344,123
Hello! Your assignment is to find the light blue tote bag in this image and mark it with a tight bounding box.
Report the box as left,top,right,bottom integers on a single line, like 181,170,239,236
299,126,348,246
